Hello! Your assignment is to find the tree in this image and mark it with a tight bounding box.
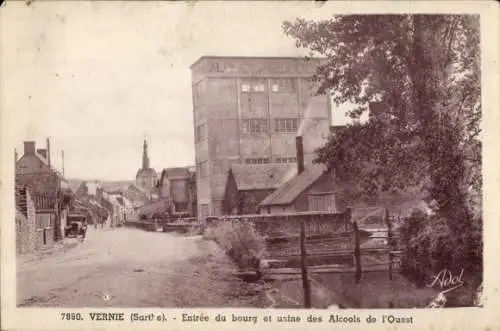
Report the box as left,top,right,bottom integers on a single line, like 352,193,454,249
283,15,481,240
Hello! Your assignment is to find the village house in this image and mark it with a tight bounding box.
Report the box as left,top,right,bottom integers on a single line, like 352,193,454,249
93,188,116,227
112,194,135,222
222,163,291,215
75,181,109,225
15,140,71,242
157,167,197,217
123,184,152,208
106,192,127,226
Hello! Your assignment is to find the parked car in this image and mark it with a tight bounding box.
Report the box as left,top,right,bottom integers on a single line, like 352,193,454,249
65,214,88,238
65,221,87,238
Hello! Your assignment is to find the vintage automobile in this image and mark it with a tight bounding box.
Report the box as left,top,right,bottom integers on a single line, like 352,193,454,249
65,214,87,238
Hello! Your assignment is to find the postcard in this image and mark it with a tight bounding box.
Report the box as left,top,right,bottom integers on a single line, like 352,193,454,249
1,1,499,330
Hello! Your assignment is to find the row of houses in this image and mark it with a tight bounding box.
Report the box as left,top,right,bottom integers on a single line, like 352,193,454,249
75,181,136,227
15,140,138,256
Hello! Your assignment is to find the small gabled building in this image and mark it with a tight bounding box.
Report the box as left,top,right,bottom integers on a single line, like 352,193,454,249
258,163,344,214
223,163,291,215
258,136,343,214
157,166,197,217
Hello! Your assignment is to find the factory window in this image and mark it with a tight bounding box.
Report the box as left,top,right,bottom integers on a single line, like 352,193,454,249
241,78,267,93
274,118,298,133
212,62,225,72
245,158,270,165
195,123,206,143
242,119,268,133
271,78,296,93
275,157,297,164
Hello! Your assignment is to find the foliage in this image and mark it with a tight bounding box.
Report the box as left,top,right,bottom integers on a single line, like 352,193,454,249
283,14,481,238
399,209,482,288
222,191,260,215
60,189,75,209
204,220,267,270
283,15,482,296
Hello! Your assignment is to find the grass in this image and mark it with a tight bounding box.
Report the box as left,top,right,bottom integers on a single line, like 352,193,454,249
203,221,266,270
167,239,271,308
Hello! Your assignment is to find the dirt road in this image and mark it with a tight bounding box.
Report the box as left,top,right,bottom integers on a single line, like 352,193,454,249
17,227,269,308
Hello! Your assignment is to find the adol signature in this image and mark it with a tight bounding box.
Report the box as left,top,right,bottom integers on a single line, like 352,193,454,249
426,269,464,292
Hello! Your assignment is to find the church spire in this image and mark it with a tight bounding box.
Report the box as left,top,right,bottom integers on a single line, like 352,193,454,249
142,139,150,169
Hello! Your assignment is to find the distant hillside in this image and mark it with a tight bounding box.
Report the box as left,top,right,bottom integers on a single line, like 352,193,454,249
67,178,135,193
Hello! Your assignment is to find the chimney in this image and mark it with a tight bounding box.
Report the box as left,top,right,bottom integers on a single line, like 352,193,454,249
46,138,51,169
24,141,36,155
37,149,47,160
295,136,305,174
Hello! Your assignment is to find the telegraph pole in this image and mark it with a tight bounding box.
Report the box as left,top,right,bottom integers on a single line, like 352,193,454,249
61,150,65,177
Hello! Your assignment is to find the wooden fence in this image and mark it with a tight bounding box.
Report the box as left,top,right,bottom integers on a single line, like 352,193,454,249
250,207,403,307
125,217,202,233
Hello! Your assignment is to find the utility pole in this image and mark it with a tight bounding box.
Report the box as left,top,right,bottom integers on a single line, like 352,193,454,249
61,150,65,177
46,137,51,170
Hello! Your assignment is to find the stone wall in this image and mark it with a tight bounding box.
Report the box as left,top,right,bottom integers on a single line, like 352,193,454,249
15,188,37,255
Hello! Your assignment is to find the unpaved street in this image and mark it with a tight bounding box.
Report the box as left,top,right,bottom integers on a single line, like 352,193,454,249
17,227,268,308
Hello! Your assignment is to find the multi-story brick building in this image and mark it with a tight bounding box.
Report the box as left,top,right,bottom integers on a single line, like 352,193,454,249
190,56,332,218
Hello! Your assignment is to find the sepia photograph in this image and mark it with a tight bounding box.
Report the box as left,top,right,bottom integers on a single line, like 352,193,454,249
1,2,496,327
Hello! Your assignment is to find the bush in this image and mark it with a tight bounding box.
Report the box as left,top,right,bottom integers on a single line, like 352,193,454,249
203,220,267,270
399,209,482,288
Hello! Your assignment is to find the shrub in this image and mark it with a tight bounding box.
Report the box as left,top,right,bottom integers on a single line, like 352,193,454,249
204,220,267,270
399,209,483,289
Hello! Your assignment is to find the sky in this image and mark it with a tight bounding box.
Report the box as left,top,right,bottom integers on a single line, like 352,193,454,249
2,1,358,181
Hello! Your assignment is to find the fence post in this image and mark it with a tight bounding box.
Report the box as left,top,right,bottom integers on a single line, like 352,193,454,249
385,208,393,281
300,221,311,308
353,221,361,284
344,207,352,232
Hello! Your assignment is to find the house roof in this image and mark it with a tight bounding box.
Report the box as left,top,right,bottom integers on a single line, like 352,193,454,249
259,164,327,206
18,152,67,181
230,164,291,191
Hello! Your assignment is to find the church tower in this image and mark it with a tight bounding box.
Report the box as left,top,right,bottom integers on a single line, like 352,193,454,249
135,138,158,193
142,139,150,169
